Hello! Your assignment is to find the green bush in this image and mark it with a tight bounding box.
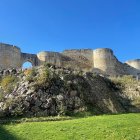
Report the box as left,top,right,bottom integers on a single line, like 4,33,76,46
36,66,50,86
25,68,37,82
111,75,138,88
0,75,18,93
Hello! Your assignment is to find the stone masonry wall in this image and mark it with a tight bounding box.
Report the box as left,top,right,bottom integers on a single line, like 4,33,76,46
0,43,21,69
0,43,140,77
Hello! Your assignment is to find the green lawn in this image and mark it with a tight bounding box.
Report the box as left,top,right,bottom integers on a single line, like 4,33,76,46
0,113,140,140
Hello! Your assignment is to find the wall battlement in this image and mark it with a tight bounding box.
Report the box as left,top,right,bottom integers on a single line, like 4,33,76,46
0,43,140,77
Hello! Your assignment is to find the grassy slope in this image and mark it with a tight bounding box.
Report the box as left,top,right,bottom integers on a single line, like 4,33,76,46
0,113,140,140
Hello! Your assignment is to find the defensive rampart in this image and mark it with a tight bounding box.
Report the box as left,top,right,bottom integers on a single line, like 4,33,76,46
0,43,140,77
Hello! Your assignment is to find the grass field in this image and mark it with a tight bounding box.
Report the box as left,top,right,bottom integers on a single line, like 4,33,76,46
0,113,140,140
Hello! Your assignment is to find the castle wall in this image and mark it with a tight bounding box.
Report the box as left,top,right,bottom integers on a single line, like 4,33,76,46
37,51,63,66
21,53,38,67
63,49,93,57
62,49,94,71
63,49,94,65
123,60,140,76
92,48,134,76
0,43,140,77
93,48,117,75
0,43,21,69
125,59,140,71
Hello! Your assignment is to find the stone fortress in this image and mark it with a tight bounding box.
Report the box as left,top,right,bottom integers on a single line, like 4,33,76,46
0,43,140,77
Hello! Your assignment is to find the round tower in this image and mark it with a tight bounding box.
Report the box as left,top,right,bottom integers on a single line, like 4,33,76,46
125,59,140,70
93,48,117,74
37,51,62,66
0,43,21,69
37,51,48,63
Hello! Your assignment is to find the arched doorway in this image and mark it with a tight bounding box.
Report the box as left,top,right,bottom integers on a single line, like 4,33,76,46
22,61,33,69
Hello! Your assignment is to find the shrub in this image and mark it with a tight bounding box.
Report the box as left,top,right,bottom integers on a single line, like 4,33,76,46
0,91,4,101
11,105,23,116
4,98,15,108
0,75,18,93
111,75,138,88
43,63,51,68
36,66,50,86
24,68,36,76
24,68,37,82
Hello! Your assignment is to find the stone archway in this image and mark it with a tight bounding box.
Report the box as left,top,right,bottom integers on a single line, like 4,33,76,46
22,60,33,69
20,53,38,68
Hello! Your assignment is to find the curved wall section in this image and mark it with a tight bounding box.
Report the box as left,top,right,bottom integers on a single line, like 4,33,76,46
93,48,116,74
125,59,140,71
37,51,62,66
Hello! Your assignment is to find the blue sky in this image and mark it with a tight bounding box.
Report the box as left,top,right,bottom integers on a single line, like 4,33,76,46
0,0,140,63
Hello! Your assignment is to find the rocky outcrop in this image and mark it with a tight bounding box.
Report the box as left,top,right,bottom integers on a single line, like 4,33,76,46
0,65,140,118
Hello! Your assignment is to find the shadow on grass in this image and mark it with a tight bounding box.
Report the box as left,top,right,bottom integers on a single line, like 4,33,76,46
0,126,18,140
